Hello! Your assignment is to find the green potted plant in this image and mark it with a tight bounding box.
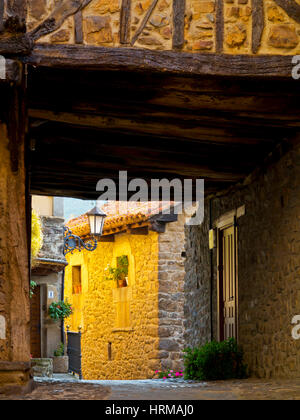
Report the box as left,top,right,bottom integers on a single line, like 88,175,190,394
52,342,69,374
104,255,129,288
48,300,73,321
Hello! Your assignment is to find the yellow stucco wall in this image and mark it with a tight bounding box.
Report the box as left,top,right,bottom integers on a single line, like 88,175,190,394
65,230,160,380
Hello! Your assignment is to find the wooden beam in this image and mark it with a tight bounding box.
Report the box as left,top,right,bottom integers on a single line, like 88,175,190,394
273,0,300,23
27,69,300,128
24,44,295,78
150,220,166,233
29,0,93,41
128,227,149,235
28,108,279,145
120,0,131,44
5,0,27,31
0,0,4,33
252,0,264,54
99,235,115,242
216,0,224,53
173,0,185,50
131,0,158,46
74,10,84,44
0,33,32,55
6,0,27,21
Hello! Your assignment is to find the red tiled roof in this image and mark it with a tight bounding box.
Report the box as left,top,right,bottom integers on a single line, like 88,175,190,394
67,201,173,238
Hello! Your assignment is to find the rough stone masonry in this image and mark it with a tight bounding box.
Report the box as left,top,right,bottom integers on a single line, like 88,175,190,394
184,140,300,379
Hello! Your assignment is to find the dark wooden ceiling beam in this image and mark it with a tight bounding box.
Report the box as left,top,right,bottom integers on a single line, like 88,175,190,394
30,123,273,159
30,155,246,180
24,44,295,78
29,175,230,201
28,108,282,146
28,91,300,127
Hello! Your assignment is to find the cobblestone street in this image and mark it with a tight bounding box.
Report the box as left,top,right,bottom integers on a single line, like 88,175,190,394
1,376,300,400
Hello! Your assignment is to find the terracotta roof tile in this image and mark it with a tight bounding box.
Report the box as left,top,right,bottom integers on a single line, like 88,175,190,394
66,201,173,238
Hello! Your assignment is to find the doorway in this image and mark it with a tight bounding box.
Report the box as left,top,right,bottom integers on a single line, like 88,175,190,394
30,285,41,358
218,223,238,341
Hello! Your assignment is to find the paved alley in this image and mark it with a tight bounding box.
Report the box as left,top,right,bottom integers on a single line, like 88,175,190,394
1,376,300,400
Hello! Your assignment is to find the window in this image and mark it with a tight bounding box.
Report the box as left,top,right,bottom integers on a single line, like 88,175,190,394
72,266,82,295
113,287,132,330
112,256,132,330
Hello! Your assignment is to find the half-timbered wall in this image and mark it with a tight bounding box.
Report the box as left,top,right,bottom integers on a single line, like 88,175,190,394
25,0,300,55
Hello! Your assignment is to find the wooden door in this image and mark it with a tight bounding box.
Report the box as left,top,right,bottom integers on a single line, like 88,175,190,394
219,225,237,341
30,285,41,358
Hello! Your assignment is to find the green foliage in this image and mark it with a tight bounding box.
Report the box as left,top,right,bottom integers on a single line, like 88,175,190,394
104,255,129,284
30,281,37,299
183,338,248,381
48,300,73,321
54,342,65,357
31,211,43,264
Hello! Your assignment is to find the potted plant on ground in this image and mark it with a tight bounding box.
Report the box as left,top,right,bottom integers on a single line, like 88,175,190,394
52,342,69,374
104,255,129,288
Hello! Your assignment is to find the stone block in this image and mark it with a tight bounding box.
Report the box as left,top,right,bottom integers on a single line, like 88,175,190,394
84,16,113,44
31,358,53,378
268,25,299,49
159,339,180,352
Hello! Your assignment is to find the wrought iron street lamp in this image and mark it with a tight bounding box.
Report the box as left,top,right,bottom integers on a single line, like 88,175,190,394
63,207,107,256
86,206,107,237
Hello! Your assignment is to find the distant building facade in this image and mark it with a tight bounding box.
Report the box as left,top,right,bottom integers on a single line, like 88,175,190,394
30,197,67,359
64,202,186,380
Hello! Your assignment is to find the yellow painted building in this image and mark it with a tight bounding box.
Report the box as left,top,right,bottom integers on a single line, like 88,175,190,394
64,202,186,380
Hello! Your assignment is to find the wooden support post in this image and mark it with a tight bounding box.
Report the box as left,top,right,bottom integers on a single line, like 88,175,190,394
74,10,84,44
120,0,131,44
273,0,300,23
0,0,4,33
252,0,264,54
0,0,31,55
173,0,185,50
5,0,27,31
0,69,33,395
215,0,224,53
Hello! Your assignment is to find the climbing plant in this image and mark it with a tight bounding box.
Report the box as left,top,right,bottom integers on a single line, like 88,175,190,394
31,210,43,264
30,211,43,298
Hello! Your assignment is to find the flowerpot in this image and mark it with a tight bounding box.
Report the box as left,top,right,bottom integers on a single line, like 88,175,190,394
117,278,127,288
52,356,69,374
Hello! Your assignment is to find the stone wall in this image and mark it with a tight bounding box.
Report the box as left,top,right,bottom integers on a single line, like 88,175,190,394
31,216,66,359
185,141,300,379
158,213,186,372
184,209,212,350
26,0,300,55
64,213,187,380
65,230,161,380
38,216,66,262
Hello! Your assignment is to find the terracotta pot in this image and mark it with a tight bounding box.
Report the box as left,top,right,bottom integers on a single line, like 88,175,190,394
117,278,127,288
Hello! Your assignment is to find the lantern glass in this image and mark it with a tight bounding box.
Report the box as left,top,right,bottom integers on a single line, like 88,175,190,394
87,207,106,237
